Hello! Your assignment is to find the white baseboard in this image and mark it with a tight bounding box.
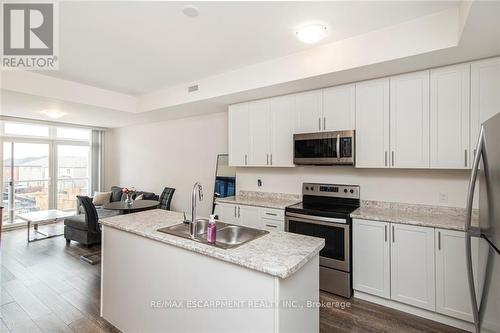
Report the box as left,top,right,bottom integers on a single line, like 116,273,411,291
354,291,474,332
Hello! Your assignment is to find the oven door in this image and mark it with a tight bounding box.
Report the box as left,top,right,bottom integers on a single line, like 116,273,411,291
293,131,354,165
285,212,350,272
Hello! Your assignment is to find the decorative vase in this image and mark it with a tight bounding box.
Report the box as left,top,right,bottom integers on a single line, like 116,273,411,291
125,193,133,205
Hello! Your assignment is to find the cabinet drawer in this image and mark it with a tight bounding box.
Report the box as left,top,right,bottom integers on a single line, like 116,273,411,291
261,218,284,232
260,208,284,221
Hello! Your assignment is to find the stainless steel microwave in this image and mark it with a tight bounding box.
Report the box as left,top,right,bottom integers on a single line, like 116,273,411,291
293,130,355,165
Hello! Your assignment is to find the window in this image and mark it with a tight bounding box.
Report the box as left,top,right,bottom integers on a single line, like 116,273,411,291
4,122,49,137
1,120,102,225
57,145,90,210
56,127,91,141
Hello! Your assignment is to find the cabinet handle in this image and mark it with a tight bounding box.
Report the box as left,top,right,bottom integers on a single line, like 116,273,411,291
238,206,240,218
323,117,326,130
385,225,387,242
266,212,278,216
464,149,468,167
234,206,237,218
270,154,273,165
385,151,388,167
267,154,269,165
245,154,248,166
438,231,441,250
391,151,395,167
265,224,277,228
318,117,321,131
392,225,395,243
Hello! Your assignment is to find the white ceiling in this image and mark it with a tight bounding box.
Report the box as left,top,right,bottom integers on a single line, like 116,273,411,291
43,1,459,95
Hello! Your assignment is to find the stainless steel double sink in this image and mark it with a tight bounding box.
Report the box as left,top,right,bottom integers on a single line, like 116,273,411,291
157,219,269,249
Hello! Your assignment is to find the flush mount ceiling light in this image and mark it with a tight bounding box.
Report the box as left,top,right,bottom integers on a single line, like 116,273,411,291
41,110,66,119
296,24,328,44
182,5,199,18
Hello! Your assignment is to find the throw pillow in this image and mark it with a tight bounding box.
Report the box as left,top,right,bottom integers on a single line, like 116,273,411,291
135,194,144,200
93,192,111,206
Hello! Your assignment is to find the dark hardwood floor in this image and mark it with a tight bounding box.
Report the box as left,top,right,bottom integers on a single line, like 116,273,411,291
0,223,467,333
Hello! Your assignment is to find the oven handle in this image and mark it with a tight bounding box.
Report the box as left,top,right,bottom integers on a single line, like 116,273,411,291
285,212,348,225
336,134,341,160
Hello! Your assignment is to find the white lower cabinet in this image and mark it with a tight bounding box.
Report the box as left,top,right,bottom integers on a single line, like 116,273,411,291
215,203,283,230
390,223,436,311
354,219,479,325
435,229,479,322
238,205,260,228
353,219,390,298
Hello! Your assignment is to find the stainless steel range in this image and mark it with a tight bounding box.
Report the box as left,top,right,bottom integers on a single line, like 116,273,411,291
285,183,360,298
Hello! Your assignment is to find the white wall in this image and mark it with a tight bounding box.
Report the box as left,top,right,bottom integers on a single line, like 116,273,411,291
236,167,471,208
104,112,228,217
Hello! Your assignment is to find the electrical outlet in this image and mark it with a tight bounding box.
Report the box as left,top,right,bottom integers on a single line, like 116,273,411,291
439,192,448,204
257,179,262,187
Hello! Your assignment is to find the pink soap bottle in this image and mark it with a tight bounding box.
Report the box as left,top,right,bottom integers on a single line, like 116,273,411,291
207,214,216,244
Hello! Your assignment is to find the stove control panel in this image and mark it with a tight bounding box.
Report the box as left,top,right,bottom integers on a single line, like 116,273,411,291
303,183,360,199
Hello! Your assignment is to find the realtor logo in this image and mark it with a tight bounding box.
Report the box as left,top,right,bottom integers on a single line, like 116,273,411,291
2,2,59,69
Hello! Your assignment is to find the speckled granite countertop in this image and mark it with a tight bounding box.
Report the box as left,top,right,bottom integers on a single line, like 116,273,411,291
351,201,479,231
100,209,324,279
216,191,301,210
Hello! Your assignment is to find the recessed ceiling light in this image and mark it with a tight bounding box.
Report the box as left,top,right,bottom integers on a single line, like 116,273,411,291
41,110,66,119
296,24,328,44
182,5,199,18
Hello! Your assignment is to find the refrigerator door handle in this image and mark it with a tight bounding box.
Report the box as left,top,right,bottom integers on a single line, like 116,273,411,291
465,126,484,333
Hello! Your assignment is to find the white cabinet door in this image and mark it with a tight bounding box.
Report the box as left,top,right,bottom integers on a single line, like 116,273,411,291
217,203,237,224
249,99,271,166
430,64,470,169
228,103,250,166
238,205,260,228
390,71,430,168
390,223,435,311
322,84,355,131
471,57,500,160
353,219,391,298
269,95,295,167
435,229,479,322
295,90,323,133
355,78,390,168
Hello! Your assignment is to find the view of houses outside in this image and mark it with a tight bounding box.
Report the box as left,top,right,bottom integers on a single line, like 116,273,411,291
2,142,89,223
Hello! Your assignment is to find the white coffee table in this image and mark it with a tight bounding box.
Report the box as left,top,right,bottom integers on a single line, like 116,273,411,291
18,210,75,243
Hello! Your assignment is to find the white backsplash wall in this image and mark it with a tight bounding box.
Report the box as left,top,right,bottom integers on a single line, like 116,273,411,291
236,167,472,208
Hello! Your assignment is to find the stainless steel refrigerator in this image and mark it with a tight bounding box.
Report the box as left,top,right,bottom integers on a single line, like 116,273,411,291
465,112,500,333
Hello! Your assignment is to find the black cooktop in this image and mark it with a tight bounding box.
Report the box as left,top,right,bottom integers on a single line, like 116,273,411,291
286,201,359,219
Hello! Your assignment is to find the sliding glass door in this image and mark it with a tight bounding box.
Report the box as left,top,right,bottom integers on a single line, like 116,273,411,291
1,121,97,225
2,141,50,224
56,144,90,211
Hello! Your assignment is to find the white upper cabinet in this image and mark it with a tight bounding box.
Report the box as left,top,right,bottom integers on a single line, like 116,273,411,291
228,103,250,166
471,57,500,157
390,223,436,311
390,71,430,168
229,58,499,170
295,90,323,133
249,99,271,166
353,219,391,298
430,64,471,169
355,78,390,168
322,84,355,131
269,95,295,167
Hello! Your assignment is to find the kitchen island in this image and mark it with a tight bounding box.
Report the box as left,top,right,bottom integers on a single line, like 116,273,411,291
100,209,324,333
